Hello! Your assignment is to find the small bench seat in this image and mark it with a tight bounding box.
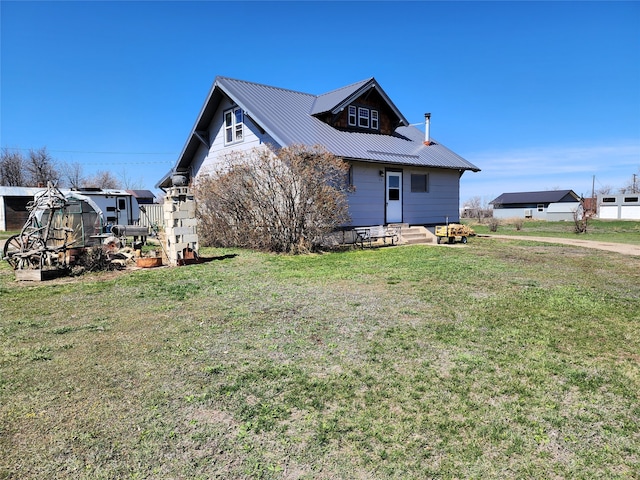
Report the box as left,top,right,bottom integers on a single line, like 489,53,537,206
354,225,399,248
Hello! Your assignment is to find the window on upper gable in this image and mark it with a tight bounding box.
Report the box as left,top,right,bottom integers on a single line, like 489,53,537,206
371,110,379,130
358,107,369,128
347,105,379,131
224,107,243,144
348,106,357,126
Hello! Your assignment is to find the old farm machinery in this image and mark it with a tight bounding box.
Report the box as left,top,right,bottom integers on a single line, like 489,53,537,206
2,183,104,279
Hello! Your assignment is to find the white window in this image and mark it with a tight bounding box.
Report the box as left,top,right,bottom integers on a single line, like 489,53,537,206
371,110,379,130
224,107,243,144
348,106,357,126
358,107,369,128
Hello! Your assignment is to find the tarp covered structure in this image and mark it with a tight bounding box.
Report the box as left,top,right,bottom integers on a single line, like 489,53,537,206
34,191,104,248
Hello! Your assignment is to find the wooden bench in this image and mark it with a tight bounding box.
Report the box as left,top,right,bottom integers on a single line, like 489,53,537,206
354,225,399,248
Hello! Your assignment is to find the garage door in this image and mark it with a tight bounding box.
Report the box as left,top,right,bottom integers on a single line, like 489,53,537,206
4,196,32,230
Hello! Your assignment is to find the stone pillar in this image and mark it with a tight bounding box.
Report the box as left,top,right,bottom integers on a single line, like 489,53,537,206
163,186,198,266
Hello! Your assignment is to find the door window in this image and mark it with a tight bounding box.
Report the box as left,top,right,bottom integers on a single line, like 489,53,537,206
388,175,400,200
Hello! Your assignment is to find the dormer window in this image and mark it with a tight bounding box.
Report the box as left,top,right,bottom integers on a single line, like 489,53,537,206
224,107,243,144
371,110,379,130
348,106,357,126
358,107,369,128
347,105,379,131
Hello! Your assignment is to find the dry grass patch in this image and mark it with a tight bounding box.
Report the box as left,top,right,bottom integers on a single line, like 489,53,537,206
1,243,638,479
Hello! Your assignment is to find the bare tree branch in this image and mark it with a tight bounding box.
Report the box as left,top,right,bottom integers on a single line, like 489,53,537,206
0,148,26,186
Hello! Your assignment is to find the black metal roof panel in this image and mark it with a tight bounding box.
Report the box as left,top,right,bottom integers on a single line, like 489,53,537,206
491,190,580,205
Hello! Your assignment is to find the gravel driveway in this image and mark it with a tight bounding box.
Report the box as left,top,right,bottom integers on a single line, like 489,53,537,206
483,235,640,257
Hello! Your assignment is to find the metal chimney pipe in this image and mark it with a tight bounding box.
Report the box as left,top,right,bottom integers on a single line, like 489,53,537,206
424,113,431,144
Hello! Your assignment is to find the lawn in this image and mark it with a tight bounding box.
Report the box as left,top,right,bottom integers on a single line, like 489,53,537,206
1,238,638,479
465,219,640,245
0,231,19,241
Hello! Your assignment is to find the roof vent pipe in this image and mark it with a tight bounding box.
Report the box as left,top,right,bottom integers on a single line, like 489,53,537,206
424,113,431,145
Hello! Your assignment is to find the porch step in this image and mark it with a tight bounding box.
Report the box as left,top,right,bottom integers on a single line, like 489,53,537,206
394,225,435,245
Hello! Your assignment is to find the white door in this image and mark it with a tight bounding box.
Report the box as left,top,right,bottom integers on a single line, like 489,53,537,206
386,171,402,223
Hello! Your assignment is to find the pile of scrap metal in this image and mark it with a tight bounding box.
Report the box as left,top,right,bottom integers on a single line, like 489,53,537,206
2,183,148,280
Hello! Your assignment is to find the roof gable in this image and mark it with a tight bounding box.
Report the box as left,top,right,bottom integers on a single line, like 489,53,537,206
157,76,480,188
310,77,408,128
310,78,372,115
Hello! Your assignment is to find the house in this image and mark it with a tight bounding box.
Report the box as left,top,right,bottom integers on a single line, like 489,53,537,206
157,76,480,227
598,194,640,220
490,190,582,221
0,186,154,231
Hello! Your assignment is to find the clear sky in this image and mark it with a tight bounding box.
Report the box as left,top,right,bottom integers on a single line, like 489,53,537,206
2,1,639,205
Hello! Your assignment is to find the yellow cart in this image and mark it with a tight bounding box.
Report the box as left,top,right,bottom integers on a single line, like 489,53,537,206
435,223,475,244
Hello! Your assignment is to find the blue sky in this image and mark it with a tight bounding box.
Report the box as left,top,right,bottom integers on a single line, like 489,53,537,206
2,1,639,205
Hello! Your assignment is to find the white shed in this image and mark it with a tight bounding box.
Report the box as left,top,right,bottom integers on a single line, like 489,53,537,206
598,194,640,220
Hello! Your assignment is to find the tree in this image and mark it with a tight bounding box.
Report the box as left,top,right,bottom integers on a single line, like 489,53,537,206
25,147,59,186
85,170,121,189
462,195,492,221
596,185,613,195
194,144,351,253
573,199,589,234
0,148,26,186
61,161,86,190
118,168,144,189
619,171,640,194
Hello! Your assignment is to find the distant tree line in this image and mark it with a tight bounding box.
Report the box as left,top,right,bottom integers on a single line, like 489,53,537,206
0,147,142,189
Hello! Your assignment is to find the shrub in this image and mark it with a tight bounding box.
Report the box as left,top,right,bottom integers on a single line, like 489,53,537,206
488,218,500,232
514,218,524,231
194,145,351,254
573,205,590,234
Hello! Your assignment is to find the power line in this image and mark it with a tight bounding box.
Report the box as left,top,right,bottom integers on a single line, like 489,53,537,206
69,160,174,165
1,146,177,156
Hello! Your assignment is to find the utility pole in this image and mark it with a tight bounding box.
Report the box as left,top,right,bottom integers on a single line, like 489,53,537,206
633,173,637,193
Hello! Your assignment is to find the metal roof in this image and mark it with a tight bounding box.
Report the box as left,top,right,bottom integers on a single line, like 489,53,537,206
158,76,480,188
126,189,156,199
490,190,580,205
310,78,373,115
0,186,46,197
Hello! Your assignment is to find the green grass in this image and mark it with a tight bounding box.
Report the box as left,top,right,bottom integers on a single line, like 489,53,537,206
1,240,639,479
464,219,640,244
0,230,20,241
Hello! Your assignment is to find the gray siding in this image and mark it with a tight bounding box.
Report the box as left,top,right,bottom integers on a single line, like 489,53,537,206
403,169,460,225
493,203,579,221
347,162,461,226
347,163,386,226
193,98,279,179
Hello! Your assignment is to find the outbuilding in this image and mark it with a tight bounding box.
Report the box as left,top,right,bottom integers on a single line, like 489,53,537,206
0,186,156,231
490,190,581,221
598,194,640,220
